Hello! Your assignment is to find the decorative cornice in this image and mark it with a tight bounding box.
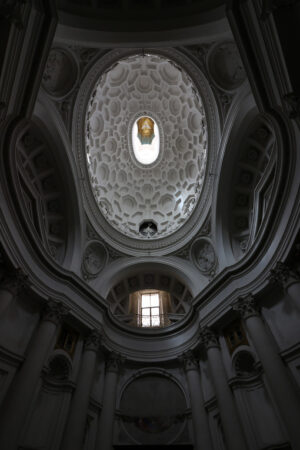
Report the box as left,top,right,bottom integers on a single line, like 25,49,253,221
232,294,260,320
41,299,70,325
84,328,102,352
199,327,219,349
269,261,300,289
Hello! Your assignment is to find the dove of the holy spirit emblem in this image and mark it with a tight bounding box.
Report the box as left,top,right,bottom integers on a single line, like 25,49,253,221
137,116,155,145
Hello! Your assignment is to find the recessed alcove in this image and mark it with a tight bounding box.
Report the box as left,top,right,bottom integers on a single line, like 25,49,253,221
107,272,192,330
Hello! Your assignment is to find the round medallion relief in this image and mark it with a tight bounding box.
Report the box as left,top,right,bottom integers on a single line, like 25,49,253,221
82,242,108,278
42,48,79,99
191,238,216,273
208,42,246,91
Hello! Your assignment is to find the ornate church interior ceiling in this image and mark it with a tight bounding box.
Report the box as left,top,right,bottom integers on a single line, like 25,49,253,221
1,2,300,450
85,54,208,239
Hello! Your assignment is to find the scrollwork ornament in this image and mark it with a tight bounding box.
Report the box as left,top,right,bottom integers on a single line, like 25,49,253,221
269,261,300,290
42,299,70,325
232,294,260,320
84,329,102,352
199,327,219,349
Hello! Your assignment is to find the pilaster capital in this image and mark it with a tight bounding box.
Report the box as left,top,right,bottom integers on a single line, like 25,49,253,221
232,294,260,320
269,261,300,290
84,329,102,352
181,350,199,372
106,352,124,374
41,299,69,325
199,327,219,350
0,268,28,296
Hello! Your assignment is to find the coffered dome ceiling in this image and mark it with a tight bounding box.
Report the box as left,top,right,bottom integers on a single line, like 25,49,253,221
85,54,208,240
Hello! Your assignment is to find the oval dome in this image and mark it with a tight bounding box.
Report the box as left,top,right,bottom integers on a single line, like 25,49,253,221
85,54,208,240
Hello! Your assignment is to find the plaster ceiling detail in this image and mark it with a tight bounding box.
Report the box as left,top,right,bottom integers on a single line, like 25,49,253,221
86,54,208,240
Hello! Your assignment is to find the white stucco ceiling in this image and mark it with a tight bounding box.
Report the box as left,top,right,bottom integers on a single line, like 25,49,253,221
85,54,208,240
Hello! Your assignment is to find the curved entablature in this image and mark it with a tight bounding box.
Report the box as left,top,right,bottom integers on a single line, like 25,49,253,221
214,106,280,266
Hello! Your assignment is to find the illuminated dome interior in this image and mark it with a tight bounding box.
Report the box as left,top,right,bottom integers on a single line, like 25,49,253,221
85,54,208,240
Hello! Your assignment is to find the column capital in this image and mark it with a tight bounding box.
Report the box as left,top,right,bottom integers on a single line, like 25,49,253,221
269,261,300,290
0,267,28,296
199,327,219,349
181,350,199,372
106,352,124,374
84,329,102,352
41,299,69,325
232,294,260,319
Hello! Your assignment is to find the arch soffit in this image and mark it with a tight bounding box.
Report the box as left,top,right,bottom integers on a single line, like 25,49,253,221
93,257,206,299
5,115,82,271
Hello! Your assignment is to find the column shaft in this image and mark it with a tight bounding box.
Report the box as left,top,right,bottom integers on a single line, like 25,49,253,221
244,313,300,448
61,330,100,450
207,345,248,450
0,315,58,449
186,365,213,450
95,357,120,450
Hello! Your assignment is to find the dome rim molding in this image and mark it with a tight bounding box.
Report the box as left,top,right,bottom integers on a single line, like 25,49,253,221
73,47,221,255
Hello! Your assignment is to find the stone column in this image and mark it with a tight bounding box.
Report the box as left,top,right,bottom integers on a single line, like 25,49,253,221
0,268,28,316
269,262,300,312
0,299,69,450
200,327,248,450
233,294,300,450
61,329,101,450
183,351,213,450
95,353,122,450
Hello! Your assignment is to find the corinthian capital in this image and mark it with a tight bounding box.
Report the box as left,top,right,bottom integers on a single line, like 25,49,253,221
106,352,124,374
1,268,28,296
269,261,300,289
232,294,260,319
182,350,199,372
42,299,69,325
199,327,219,349
84,329,102,352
